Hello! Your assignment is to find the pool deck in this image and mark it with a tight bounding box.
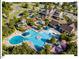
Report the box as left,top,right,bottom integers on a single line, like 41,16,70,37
49,28,61,35
41,28,60,35
2,29,39,50
3,27,61,47
3,30,22,46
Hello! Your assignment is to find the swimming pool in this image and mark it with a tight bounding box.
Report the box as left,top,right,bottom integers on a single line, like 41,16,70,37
9,29,59,50
9,36,24,44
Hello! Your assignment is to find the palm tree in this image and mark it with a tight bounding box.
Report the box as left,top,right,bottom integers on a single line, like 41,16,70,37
2,2,12,16
35,3,39,7
45,18,49,25
21,3,28,8
61,32,72,41
50,37,57,44
22,11,29,19
39,49,46,54
44,44,51,54
48,3,52,11
44,3,48,10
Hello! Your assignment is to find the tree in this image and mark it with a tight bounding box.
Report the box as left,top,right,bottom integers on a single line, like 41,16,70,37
44,3,48,10
13,16,21,23
61,32,72,41
21,3,28,8
2,42,37,54
22,11,29,18
2,24,15,38
27,21,35,26
2,2,12,16
39,49,46,54
50,37,57,44
44,44,50,49
44,44,51,54
37,25,42,30
63,42,77,56
63,15,72,23
48,3,52,11
35,3,39,7
45,19,49,25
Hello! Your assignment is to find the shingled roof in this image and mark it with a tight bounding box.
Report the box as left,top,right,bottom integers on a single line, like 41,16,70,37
49,20,73,33
61,24,73,33
49,20,59,26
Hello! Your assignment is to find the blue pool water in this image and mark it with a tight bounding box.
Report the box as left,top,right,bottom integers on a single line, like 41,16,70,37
9,29,60,50
44,26,50,30
9,36,24,44
22,32,30,36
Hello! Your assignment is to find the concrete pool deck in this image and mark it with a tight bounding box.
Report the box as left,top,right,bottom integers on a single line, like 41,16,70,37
49,28,61,35
3,28,61,47
3,30,22,46
41,28,60,35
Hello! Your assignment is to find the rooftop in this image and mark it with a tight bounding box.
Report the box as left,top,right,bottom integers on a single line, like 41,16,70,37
61,24,73,33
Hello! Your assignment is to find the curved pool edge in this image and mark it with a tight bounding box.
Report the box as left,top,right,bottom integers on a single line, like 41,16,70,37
9,35,25,45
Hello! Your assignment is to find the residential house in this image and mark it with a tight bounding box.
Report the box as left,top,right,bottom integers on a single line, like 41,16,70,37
48,20,59,29
49,9,56,17
39,8,52,17
48,20,73,33
61,24,73,33
63,12,77,21
39,8,46,16
51,9,61,20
